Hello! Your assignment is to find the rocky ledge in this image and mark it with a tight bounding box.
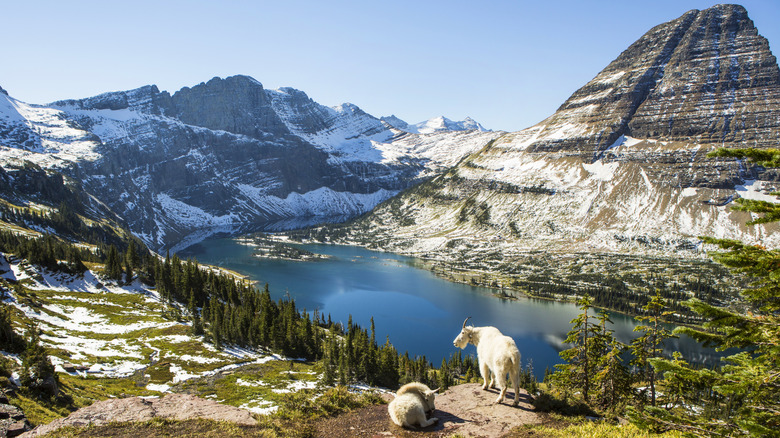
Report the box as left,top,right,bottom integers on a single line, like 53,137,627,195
20,393,257,437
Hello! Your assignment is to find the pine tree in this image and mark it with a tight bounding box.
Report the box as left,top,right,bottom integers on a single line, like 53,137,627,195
438,358,451,390
65,247,87,274
321,333,336,387
554,295,600,402
104,244,123,281
377,336,400,388
0,303,24,353
629,292,675,407
124,261,134,284
188,293,203,336
125,242,141,271
630,147,780,436
210,301,222,350
20,326,57,398
338,347,348,385
592,311,631,410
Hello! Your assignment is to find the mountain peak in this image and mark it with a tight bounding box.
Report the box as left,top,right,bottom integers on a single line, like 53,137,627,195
522,2,780,156
169,75,289,137
341,3,780,262
380,115,409,130
407,116,489,134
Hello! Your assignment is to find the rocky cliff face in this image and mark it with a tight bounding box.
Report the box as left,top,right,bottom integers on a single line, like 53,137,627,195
528,4,780,158
0,77,498,251
337,4,780,260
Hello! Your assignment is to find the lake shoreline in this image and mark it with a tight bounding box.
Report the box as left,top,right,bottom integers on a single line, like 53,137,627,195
268,234,727,328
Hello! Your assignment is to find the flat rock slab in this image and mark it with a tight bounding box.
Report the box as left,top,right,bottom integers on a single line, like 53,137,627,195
20,393,258,437
316,383,542,438
434,383,540,437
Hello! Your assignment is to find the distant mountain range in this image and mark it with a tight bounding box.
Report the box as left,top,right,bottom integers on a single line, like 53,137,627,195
0,76,498,251
0,3,778,259
381,115,489,134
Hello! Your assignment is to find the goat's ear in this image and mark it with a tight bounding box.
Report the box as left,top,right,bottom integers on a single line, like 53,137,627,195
431,388,439,393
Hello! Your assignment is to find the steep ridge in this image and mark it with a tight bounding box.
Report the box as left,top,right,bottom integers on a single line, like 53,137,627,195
335,4,780,260
0,76,498,251
527,4,780,158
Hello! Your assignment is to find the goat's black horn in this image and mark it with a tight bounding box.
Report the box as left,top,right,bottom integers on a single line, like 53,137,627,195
462,316,472,329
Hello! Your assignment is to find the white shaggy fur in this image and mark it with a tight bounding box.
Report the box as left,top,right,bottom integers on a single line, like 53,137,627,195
388,384,439,429
396,382,438,415
453,317,521,406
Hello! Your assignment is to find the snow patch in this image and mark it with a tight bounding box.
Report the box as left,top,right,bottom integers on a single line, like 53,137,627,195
271,379,318,393
681,187,698,197
156,193,237,228
735,180,779,203
240,401,278,415
582,160,618,181
147,383,171,392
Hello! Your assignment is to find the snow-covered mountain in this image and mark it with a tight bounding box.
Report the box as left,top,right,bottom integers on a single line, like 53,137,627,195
0,76,499,251
333,4,780,260
381,115,489,134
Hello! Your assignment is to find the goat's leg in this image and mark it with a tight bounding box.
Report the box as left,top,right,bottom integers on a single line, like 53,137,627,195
419,416,439,428
411,406,438,428
480,362,491,390
494,371,507,404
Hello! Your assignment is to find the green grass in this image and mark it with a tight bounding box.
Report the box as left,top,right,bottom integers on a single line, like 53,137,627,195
4,277,286,428
524,417,686,438
38,418,275,438
146,362,175,384
10,393,70,427
174,360,322,410
9,280,249,377
23,287,168,327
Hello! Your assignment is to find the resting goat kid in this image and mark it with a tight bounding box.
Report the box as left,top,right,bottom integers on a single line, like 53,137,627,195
453,317,521,406
396,382,438,415
388,382,439,429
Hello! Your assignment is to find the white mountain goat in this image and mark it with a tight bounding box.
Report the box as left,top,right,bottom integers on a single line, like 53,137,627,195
453,317,521,406
396,382,438,415
388,382,439,429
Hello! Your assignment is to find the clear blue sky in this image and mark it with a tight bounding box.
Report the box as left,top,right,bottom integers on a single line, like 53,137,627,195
2,1,778,132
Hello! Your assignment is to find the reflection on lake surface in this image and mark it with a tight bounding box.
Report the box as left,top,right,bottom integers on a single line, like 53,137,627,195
180,237,721,378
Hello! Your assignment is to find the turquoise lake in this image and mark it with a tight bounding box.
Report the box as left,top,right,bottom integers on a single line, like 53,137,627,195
180,237,719,378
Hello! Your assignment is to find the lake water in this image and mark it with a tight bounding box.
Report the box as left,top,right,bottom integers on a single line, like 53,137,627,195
180,237,720,378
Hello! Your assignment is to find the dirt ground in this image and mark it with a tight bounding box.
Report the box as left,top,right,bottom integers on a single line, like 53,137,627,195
315,383,549,438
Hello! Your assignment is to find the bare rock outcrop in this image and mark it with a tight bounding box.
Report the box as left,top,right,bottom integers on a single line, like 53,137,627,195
20,393,257,437
0,394,32,437
431,383,540,437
